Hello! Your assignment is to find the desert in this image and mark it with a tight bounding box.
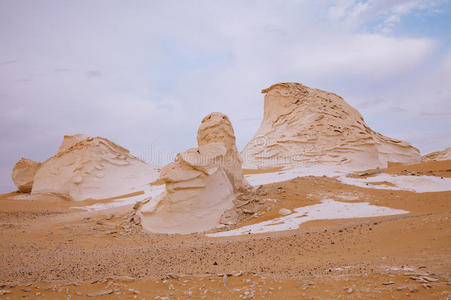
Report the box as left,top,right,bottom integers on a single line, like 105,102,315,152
1,2,451,299
1,82,451,299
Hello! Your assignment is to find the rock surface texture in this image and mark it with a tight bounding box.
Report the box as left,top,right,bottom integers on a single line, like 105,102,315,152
422,147,451,161
11,158,42,193
139,112,248,234
31,135,159,201
241,82,421,170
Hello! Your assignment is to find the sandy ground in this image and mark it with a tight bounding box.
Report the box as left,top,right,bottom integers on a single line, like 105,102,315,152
0,161,450,299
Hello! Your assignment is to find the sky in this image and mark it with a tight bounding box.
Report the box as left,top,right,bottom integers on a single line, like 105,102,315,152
0,0,450,193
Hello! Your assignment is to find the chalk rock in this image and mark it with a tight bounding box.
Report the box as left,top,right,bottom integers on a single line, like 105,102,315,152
11,158,41,192
139,112,248,234
241,83,420,170
32,135,159,201
57,134,90,154
422,147,451,161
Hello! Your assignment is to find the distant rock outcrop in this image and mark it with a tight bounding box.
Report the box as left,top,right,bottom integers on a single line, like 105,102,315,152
422,147,451,161
139,112,248,234
31,135,159,201
241,82,421,170
12,158,41,193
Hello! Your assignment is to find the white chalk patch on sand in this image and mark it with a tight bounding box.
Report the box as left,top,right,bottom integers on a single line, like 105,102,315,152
244,166,347,186
72,184,166,211
339,174,451,193
335,193,360,201
207,199,407,237
245,167,451,193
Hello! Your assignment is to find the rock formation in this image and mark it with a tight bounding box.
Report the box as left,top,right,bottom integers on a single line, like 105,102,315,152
422,147,451,161
31,135,159,201
57,134,89,154
139,112,248,234
241,82,421,170
11,158,41,193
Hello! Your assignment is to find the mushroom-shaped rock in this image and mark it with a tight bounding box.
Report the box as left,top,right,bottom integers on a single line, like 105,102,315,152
241,82,421,170
139,112,248,234
31,135,159,201
12,158,41,193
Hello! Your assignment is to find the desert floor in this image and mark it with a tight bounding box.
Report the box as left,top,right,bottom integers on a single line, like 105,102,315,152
1,161,450,299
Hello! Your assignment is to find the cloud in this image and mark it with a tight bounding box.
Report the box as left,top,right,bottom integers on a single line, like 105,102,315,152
0,59,18,66
86,70,103,78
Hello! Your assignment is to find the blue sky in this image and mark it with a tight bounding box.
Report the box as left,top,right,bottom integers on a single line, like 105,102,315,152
0,0,450,193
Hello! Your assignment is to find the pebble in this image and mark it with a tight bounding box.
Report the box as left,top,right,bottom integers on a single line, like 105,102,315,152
279,208,292,215
383,281,395,285
346,287,353,294
109,275,135,282
0,290,11,295
87,289,113,297
106,214,114,220
422,283,432,289
128,288,140,294
422,276,438,282
232,271,243,277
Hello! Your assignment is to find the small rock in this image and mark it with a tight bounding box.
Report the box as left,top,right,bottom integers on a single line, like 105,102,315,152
383,281,395,285
87,289,113,297
130,215,141,225
231,271,243,277
128,288,140,294
106,214,114,220
0,290,11,295
346,288,353,294
279,208,292,215
422,276,438,282
76,291,83,296
21,288,32,292
96,220,104,225
303,280,314,286
167,274,180,280
108,275,135,282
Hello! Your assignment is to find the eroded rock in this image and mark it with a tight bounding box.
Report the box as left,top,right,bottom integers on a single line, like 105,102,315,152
242,82,421,170
31,135,159,201
139,113,249,234
12,158,41,193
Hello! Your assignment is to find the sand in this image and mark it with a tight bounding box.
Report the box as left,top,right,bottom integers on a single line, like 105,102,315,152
1,160,450,299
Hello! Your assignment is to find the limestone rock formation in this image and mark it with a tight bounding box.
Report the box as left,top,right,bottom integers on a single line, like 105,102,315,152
57,134,89,154
139,112,248,234
12,158,41,193
241,82,421,170
422,147,451,161
32,135,159,201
